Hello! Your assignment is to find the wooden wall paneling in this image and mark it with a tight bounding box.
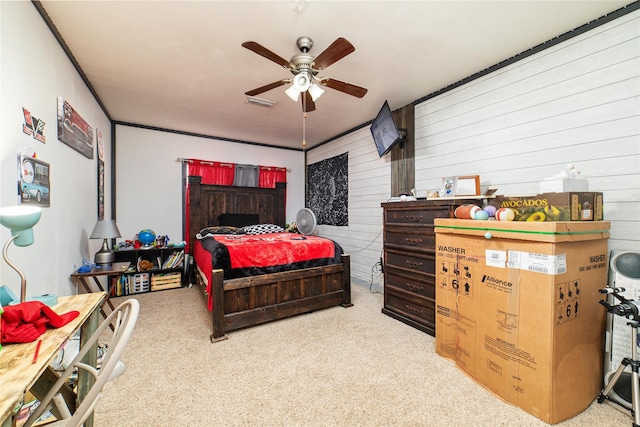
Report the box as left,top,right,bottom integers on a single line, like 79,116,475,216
391,104,415,197
413,10,639,250
307,127,388,291
306,9,639,286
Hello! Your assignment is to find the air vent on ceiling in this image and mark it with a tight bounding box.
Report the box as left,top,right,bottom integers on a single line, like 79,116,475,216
246,96,277,107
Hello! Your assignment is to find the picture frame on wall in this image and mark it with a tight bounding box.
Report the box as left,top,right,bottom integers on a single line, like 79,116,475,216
56,96,94,159
18,154,51,207
97,129,105,219
97,158,105,220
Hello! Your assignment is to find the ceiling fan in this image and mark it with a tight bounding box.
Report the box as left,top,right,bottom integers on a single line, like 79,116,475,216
242,36,368,112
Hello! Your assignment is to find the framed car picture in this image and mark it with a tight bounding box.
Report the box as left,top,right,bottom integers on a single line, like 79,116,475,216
18,154,51,207
57,96,94,159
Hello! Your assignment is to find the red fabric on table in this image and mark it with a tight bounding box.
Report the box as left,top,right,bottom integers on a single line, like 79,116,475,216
1,301,79,344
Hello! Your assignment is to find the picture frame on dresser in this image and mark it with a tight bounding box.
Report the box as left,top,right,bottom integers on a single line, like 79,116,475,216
454,175,481,196
439,176,457,197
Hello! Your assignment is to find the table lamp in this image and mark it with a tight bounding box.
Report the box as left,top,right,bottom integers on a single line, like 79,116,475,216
90,219,121,267
0,206,42,304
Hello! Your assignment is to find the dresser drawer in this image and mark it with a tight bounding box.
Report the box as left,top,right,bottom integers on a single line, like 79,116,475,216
384,207,452,227
384,290,435,328
384,230,435,253
385,249,436,276
385,271,435,299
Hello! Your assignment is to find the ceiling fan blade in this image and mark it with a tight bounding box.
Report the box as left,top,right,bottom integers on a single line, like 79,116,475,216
245,80,289,96
314,37,355,70
242,41,293,69
321,78,368,98
302,91,316,112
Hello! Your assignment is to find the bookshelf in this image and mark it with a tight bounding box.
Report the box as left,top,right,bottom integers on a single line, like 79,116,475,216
111,247,185,296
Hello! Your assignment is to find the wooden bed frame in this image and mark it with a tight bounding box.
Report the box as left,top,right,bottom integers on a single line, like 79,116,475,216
187,176,352,342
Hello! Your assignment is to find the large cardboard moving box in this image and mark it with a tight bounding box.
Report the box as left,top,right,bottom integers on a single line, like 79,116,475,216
434,219,610,424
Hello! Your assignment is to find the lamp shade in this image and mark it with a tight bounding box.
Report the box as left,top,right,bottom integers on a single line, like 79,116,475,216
90,219,121,266
90,219,121,239
285,85,301,102
292,73,311,92
308,83,324,102
0,206,42,247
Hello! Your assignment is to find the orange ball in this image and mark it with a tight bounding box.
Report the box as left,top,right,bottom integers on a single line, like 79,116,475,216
455,204,481,219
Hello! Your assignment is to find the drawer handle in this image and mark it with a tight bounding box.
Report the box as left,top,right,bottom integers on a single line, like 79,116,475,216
405,260,423,269
406,283,424,292
406,305,424,315
406,215,423,222
404,237,422,245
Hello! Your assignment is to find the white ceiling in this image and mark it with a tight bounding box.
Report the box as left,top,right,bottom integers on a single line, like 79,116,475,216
37,1,632,150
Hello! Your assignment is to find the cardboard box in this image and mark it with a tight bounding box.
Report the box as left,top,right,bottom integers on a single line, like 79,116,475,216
540,178,589,193
434,219,610,424
492,192,603,221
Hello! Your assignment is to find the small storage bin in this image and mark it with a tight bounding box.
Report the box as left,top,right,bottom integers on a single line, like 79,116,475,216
133,273,150,293
150,272,181,291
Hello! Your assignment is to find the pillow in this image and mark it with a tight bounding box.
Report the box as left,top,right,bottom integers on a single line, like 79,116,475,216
243,224,285,235
197,226,245,239
218,213,259,228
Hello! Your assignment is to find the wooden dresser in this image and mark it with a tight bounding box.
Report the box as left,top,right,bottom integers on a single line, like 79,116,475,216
381,198,477,336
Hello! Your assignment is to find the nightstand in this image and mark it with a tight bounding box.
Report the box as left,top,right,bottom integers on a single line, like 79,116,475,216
71,262,130,321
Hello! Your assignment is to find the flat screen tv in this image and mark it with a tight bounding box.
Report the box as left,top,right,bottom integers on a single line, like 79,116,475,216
370,100,403,157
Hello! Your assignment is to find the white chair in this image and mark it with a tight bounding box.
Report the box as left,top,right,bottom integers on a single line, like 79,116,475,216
24,299,140,427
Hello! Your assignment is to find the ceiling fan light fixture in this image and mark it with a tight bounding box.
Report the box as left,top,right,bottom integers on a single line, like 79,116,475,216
292,73,311,92
286,73,311,102
308,83,324,102
285,85,301,102
242,36,367,111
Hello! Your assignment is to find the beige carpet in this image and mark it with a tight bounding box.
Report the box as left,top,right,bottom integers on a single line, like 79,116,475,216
95,284,630,426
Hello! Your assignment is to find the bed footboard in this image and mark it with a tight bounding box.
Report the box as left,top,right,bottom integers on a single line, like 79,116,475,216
203,254,351,343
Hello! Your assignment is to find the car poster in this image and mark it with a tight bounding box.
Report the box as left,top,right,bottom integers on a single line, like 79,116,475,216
18,154,51,207
56,96,94,159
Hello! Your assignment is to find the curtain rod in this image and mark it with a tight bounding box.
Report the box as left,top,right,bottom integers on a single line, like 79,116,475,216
176,158,291,172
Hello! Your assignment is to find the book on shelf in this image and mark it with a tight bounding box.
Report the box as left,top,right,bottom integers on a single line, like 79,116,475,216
161,252,175,268
161,250,184,269
172,251,184,267
112,275,134,297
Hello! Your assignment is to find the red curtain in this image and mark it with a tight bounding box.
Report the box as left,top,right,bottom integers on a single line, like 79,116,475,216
259,166,287,188
188,160,235,185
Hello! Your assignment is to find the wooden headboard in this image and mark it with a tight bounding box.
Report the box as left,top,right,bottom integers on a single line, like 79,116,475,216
187,176,287,244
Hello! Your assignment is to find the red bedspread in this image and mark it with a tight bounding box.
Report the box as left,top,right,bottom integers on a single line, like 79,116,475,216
194,232,343,310
219,234,335,268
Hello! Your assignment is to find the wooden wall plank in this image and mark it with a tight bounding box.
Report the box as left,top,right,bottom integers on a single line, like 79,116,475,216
308,10,639,286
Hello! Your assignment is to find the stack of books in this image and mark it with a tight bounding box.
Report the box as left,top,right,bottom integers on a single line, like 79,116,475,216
161,250,184,269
